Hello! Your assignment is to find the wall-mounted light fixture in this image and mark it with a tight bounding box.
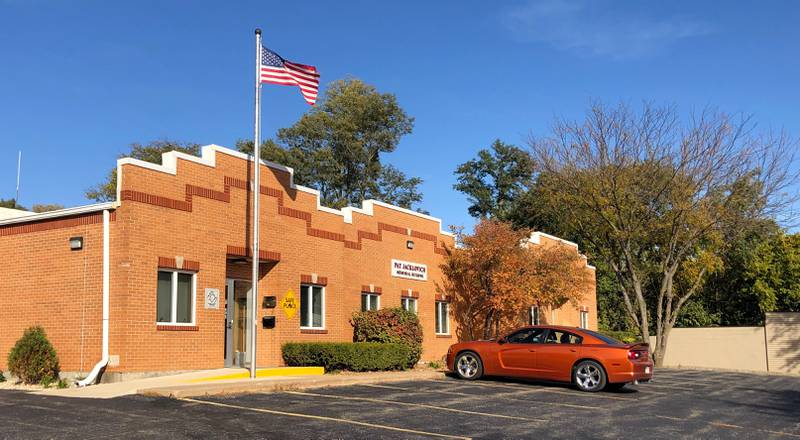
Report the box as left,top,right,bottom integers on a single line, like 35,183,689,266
406,240,414,250
69,236,84,251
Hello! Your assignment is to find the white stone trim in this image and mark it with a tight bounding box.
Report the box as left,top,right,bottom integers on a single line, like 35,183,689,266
115,144,453,237
0,202,116,226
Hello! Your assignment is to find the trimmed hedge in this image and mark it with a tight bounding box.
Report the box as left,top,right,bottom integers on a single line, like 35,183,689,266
351,308,423,368
282,342,412,371
8,326,60,384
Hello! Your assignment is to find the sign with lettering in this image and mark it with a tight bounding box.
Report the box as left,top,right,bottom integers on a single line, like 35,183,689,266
391,259,428,281
280,289,298,319
204,288,220,309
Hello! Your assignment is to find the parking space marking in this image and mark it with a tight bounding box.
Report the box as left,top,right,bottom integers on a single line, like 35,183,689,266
654,415,800,438
444,380,632,401
360,383,603,410
180,398,471,440
285,391,546,422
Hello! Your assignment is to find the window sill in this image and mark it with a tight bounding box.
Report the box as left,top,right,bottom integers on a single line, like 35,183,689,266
157,325,198,331
435,334,452,338
300,328,328,334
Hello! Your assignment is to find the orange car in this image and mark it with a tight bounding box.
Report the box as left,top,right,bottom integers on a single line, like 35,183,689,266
445,325,653,392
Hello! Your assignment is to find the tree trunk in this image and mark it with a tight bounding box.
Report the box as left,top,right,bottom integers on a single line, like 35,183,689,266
653,325,672,367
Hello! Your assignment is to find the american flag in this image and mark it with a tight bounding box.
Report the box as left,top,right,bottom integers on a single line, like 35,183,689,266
260,46,319,105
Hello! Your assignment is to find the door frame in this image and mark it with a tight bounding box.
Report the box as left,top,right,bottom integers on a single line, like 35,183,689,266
224,278,252,368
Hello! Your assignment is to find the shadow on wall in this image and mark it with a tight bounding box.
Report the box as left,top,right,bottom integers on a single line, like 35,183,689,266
765,312,800,375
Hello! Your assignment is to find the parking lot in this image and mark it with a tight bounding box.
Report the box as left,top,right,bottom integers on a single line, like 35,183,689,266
1,369,799,439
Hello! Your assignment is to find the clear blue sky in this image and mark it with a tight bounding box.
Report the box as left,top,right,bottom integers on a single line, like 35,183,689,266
2,0,799,231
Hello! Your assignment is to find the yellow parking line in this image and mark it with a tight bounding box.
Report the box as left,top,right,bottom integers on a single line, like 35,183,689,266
180,398,470,440
187,367,324,382
286,391,546,422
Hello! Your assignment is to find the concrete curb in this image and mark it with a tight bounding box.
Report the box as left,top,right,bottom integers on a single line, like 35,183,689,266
139,370,445,399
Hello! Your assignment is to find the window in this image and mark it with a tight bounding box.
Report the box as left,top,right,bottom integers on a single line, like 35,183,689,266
401,297,418,313
544,330,583,345
505,328,545,344
582,329,622,345
435,301,449,334
580,310,589,329
361,293,380,311
156,270,196,325
530,306,540,325
300,284,324,329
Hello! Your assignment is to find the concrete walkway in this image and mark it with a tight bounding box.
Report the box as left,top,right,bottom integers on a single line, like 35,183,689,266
33,368,444,399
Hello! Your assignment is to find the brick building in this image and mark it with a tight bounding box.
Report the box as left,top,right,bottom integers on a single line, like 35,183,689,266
0,145,596,380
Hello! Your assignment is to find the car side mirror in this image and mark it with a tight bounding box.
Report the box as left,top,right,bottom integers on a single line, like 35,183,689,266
497,337,507,345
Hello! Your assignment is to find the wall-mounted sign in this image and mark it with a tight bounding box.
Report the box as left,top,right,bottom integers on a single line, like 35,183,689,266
280,289,298,319
204,288,220,309
391,259,428,281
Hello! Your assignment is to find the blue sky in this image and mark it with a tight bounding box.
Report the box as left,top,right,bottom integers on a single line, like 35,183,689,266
1,1,799,231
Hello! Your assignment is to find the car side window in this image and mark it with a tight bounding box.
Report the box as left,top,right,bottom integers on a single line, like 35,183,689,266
545,330,583,345
506,328,545,344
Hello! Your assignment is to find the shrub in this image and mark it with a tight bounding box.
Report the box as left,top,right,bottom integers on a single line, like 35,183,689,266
7,326,60,385
0,371,5,382
282,342,411,371
351,308,423,368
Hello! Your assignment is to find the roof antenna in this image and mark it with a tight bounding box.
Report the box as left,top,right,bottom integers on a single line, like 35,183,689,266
15,150,21,207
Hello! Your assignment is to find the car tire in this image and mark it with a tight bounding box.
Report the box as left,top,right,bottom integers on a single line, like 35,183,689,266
454,351,483,380
573,360,607,392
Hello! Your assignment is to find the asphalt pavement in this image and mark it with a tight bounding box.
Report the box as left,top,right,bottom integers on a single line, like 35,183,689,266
1,369,799,439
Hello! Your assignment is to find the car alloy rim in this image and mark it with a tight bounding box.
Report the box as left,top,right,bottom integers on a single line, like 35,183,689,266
457,354,478,378
576,364,601,389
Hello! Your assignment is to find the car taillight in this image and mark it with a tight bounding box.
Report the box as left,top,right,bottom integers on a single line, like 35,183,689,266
628,350,642,360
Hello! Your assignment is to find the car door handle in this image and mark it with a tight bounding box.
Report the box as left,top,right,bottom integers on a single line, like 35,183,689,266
570,349,577,352
528,349,536,352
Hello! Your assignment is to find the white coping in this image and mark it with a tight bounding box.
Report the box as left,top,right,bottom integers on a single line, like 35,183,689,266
528,231,596,271
0,202,116,226
116,144,455,237
0,207,36,220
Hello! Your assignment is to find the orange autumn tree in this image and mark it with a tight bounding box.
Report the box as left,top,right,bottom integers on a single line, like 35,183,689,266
440,219,591,341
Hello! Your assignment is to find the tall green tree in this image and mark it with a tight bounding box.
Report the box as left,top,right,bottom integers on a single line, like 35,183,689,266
86,140,200,202
453,140,535,220
527,102,797,365
239,78,421,210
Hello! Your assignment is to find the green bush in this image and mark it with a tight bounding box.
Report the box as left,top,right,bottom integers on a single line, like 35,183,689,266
0,371,5,382
7,326,60,385
351,308,423,368
282,342,412,372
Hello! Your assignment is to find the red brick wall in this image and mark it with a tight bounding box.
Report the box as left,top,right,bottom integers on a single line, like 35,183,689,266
0,146,597,373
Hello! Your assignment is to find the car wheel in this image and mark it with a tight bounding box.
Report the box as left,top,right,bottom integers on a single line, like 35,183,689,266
573,360,606,392
454,351,483,380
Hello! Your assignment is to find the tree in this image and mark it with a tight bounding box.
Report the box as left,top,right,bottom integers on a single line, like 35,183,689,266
86,140,200,202
528,102,797,365
439,219,591,341
454,140,535,220
238,78,421,210
746,232,800,315
31,204,64,213
0,199,26,210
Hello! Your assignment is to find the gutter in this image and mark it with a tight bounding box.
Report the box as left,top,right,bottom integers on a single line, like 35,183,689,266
77,209,111,387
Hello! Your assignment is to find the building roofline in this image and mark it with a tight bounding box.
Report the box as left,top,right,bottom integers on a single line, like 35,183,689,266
116,144,455,237
0,202,116,226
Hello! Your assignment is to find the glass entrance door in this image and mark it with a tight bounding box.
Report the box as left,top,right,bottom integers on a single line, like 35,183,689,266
225,279,252,367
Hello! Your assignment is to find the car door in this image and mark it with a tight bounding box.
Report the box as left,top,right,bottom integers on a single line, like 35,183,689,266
535,329,583,381
497,328,546,376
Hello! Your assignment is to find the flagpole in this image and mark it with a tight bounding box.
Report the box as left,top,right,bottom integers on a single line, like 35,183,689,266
250,27,262,380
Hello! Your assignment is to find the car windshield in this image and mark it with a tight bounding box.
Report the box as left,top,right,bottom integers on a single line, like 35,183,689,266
582,330,623,345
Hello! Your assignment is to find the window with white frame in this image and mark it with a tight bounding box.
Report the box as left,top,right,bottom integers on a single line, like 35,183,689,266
300,284,325,329
580,310,589,329
530,305,540,325
435,301,450,334
156,270,196,325
361,293,380,311
401,297,417,313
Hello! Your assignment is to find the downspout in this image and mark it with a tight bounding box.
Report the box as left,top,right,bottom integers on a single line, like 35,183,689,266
77,209,110,387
